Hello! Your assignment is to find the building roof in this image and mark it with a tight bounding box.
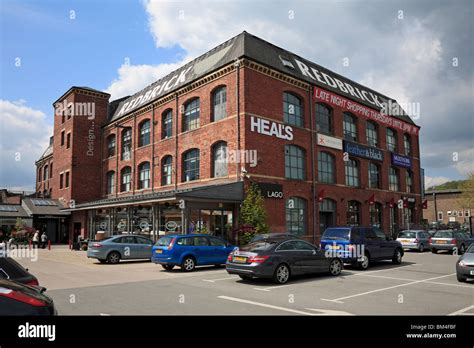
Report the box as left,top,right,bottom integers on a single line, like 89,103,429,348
36,143,53,163
109,31,417,126
0,204,30,219
53,86,110,106
22,198,70,216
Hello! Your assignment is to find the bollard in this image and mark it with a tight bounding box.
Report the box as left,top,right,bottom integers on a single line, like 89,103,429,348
48,240,51,250
28,240,32,250
68,239,72,250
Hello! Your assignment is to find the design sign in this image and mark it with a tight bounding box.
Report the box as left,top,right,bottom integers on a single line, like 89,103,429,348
343,141,384,161
392,153,412,168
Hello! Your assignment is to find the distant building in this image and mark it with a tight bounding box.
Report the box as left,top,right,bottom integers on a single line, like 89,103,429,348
424,189,471,225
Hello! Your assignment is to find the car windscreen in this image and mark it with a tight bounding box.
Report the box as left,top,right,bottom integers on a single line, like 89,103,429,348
398,231,417,238
240,241,277,252
466,244,474,253
155,236,173,246
322,228,350,240
433,231,453,238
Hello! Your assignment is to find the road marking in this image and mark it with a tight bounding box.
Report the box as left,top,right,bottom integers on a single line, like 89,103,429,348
253,284,294,292
355,273,474,289
305,308,354,315
448,305,474,316
321,273,456,303
358,274,416,282
350,263,421,276
218,296,316,315
99,313,111,316
202,276,238,283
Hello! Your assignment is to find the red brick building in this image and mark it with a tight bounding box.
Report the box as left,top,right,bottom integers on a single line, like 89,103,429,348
35,32,422,243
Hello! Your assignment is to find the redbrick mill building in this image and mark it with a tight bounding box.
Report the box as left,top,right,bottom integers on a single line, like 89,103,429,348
35,32,422,244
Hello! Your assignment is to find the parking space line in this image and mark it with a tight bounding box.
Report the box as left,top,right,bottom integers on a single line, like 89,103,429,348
202,276,238,283
448,305,474,316
253,283,297,292
217,296,316,315
305,308,354,315
322,273,456,303
350,263,421,276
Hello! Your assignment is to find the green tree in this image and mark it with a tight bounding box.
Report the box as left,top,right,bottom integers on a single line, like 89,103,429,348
457,172,474,214
239,183,269,243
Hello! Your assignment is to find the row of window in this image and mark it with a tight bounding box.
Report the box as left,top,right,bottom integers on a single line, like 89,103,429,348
59,171,70,189
38,163,53,182
106,86,227,159
60,130,71,148
106,142,228,194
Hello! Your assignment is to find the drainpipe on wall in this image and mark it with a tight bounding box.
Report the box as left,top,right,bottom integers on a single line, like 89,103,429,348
174,93,179,192
235,59,241,182
308,86,317,244
115,126,119,198
132,114,137,195
151,104,155,193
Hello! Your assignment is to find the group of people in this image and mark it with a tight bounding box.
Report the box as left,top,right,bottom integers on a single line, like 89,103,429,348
32,230,49,248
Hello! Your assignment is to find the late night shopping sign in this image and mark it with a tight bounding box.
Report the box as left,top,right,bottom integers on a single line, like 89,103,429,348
314,87,419,136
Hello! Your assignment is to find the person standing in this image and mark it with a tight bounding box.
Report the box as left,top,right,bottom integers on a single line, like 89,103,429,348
41,231,48,249
33,230,40,248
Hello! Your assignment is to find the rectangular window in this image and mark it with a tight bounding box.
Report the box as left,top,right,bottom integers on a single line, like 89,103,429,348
437,212,443,221
162,110,173,139
318,152,335,184
368,163,380,189
343,113,357,142
316,104,332,134
406,170,413,193
66,132,71,149
65,171,70,188
59,173,64,189
61,131,65,146
183,99,200,132
345,159,359,187
386,129,397,152
404,134,411,156
366,122,378,147
389,167,399,191
285,145,305,180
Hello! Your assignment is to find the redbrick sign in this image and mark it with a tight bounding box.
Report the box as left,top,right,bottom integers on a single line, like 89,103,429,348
314,87,419,136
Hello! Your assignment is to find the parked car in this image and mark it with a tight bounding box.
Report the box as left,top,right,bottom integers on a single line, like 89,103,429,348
396,230,431,252
0,279,56,315
152,234,235,271
447,221,461,230
456,244,474,282
0,257,39,286
87,235,154,264
319,226,404,270
226,237,343,284
430,230,473,254
249,232,297,244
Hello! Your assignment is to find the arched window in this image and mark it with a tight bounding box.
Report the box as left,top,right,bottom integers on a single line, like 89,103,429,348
343,112,357,141
316,103,332,134
347,200,361,226
368,162,381,189
121,167,132,192
107,134,116,157
386,128,397,152
212,86,227,121
406,170,413,193
286,197,307,235
389,167,399,191
345,158,359,187
366,121,378,147
43,165,49,181
162,110,173,139
318,151,335,184
285,145,305,180
212,142,228,178
370,202,382,228
38,167,42,182
404,134,411,156
161,156,173,186
121,128,132,160
283,92,303,127
183,98,200,132
106,171,115,194
138,162,150,189
183,149,200,182
139,120,151,147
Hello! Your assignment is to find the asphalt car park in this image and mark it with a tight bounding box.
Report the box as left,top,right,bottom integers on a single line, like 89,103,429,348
14,247,472,316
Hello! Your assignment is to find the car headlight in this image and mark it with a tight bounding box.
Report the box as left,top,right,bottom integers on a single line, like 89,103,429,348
458,260,466,267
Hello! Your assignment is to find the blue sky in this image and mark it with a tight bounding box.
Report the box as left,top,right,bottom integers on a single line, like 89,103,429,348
1,0,473,191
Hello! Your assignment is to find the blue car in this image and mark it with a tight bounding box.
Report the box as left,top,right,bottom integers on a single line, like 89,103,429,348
320,226,403,270
152,234,236,272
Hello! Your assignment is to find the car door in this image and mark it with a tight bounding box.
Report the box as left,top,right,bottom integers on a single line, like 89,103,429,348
209,236,230,264
192,236,212,265
275,241,303,275
364,228,381,259
293,240,328,273
135,236,154,258
373,227,392,258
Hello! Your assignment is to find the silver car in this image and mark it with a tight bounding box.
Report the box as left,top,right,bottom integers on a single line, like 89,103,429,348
430,230,471,255
456,244,474,282
396,230,430,252
87,235,154,264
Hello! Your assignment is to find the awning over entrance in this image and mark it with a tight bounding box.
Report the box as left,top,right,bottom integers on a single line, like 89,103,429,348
22,198,70,217
61,182,244,212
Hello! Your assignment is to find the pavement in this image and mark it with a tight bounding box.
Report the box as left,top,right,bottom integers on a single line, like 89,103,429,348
12,246,474,315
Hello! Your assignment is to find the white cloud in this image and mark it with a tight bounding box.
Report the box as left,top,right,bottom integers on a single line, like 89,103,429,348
453,148,474,177
0,100,52,191
424,176,451,189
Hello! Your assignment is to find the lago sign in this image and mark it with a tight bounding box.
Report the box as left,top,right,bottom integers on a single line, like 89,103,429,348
343,141,384,161
257,183,284,199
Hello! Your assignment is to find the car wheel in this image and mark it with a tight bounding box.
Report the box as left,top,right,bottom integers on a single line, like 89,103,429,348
431,249,437,254
329,259,343,276
392,248,403,264
273,264,290,284
98,259,107,264
459,244,466,255
457,275,466,282
107,251,121,264
419,244,424,252
181,257,196,272
162,265,174,271
358,253,370,270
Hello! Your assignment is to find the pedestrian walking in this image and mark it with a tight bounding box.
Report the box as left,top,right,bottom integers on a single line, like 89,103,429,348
32,230,40,248
41,232,48,249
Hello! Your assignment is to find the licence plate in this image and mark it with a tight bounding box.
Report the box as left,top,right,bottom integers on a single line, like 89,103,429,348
233,256,247,263
470,270,474,276
400,240,411,244
328,245,341,250
436,240,447,244
155,249,163,254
